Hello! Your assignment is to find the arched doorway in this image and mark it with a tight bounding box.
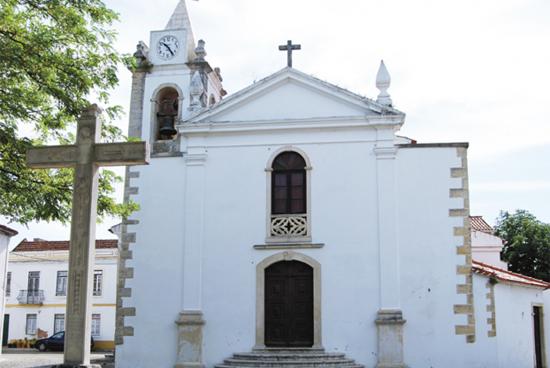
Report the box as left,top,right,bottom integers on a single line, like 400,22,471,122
265,260,313,347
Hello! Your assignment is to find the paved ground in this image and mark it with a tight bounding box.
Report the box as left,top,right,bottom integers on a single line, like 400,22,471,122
0,352,111,368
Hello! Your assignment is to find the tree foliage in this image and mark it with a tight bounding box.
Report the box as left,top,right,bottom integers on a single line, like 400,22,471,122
0,0,137,224
495,210,550,282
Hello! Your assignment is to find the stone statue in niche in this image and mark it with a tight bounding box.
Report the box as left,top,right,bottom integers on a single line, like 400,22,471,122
157,88,179,139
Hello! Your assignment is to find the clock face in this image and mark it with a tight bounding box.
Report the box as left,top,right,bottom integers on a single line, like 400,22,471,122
157,35,179,60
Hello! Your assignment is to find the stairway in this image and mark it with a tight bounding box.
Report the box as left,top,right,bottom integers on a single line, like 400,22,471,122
215,348,364,368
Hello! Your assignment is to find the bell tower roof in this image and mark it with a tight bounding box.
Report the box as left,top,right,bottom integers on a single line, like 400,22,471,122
165,0,196,57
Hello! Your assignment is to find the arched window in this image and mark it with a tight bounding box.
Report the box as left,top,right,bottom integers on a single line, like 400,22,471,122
271,152,307,215
155,87,179,140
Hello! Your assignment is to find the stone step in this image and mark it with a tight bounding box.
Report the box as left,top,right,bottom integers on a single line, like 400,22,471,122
252,348,326,354
215,349,364,368
215,365,363,368
233,352,346,360
224,358,357,366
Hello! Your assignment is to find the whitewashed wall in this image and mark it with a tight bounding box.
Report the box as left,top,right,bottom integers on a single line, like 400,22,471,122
493,281,547,367
117,127,498,368
471,230,507,269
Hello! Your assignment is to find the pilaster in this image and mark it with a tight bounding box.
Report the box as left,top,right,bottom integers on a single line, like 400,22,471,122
175,149,207,368
374,134,406,368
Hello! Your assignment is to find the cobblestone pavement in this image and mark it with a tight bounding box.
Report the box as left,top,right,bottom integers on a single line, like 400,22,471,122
0,352,109,368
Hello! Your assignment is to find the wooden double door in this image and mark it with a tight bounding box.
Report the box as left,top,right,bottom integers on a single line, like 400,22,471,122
265,261,313,347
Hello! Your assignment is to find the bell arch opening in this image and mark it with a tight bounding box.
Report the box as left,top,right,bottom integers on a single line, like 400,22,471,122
155,87,179,140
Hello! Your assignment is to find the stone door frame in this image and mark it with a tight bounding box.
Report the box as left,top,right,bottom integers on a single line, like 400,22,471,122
255,251,322,349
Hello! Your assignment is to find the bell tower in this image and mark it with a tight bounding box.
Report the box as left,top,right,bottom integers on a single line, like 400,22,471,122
126,0,226,157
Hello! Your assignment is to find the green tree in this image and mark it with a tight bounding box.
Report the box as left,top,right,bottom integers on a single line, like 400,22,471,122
0,0,137,224
495,210,550,282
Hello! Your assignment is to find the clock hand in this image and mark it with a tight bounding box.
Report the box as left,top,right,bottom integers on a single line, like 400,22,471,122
161,42,175,56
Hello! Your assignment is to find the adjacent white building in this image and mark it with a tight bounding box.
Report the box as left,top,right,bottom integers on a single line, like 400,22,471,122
0,225,18,350
5,239,118,350
471,215,508,269
114,2,550,367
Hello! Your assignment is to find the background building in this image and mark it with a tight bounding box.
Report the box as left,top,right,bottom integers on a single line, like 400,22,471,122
4,239,118,350
471,215,508,269
0,225,18,350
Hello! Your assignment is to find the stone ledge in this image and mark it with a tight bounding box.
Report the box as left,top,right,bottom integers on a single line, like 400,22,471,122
397,142,469,148
375,310,406,325
254,243,325,250
151,152,184,158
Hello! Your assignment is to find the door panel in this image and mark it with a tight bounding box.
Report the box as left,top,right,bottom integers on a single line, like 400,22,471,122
265,261,313,347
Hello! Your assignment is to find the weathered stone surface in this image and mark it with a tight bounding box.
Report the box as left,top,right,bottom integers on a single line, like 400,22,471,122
375,310,406,368
175,311,206,368
26,105,149,366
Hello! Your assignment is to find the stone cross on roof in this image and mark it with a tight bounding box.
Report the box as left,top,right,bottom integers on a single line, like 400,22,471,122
279,40,301,68
26,105,149,367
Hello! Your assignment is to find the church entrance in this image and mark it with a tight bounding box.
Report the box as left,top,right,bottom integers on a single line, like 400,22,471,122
265,260,313,347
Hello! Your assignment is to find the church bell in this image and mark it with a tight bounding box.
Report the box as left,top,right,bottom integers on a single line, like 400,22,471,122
158,115,177,137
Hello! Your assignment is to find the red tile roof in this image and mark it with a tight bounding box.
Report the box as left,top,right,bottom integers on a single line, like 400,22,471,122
12,239,118,252
470,216,494,233
0,225,18,237
472,260,550,289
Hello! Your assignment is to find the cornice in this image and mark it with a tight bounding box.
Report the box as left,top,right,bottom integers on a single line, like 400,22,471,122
178,115,404,136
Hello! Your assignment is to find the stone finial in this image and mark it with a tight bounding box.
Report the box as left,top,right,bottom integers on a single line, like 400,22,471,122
214,67,223,82
194,40,207,62
133,41,150,68
190,71,204,111
376,60,392,106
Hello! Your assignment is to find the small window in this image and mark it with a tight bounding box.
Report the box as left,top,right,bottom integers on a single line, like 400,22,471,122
93,270,103,296
26,314,37,335
271,152,307,215
6,271,11,297
91,314,101,337
56,271,68,296
54,314,65,334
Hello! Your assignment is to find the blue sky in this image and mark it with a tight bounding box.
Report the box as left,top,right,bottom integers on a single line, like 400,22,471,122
4,0,550,245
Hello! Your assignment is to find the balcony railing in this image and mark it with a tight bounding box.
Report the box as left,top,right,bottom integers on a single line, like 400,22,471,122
17,290,45,305
270,214,308,237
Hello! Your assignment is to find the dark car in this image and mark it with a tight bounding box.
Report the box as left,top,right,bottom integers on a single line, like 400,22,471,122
34,331,95,352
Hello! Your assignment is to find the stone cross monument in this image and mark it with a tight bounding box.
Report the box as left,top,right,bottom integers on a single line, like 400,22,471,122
26,105,149,368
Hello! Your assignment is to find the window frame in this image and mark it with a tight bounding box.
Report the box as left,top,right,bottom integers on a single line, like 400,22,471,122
91,314,101,337
56,271,68,296
6,271,11,297
26,314,37,335
54,314,65,334
265,147,312,244
93,270,103,297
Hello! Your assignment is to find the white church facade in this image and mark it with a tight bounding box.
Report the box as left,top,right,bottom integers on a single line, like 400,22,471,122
115,2,550,367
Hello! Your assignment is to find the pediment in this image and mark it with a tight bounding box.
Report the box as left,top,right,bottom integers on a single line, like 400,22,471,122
187,68,403,124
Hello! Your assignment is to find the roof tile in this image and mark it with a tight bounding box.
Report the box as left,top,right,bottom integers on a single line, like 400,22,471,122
472,260,550,289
